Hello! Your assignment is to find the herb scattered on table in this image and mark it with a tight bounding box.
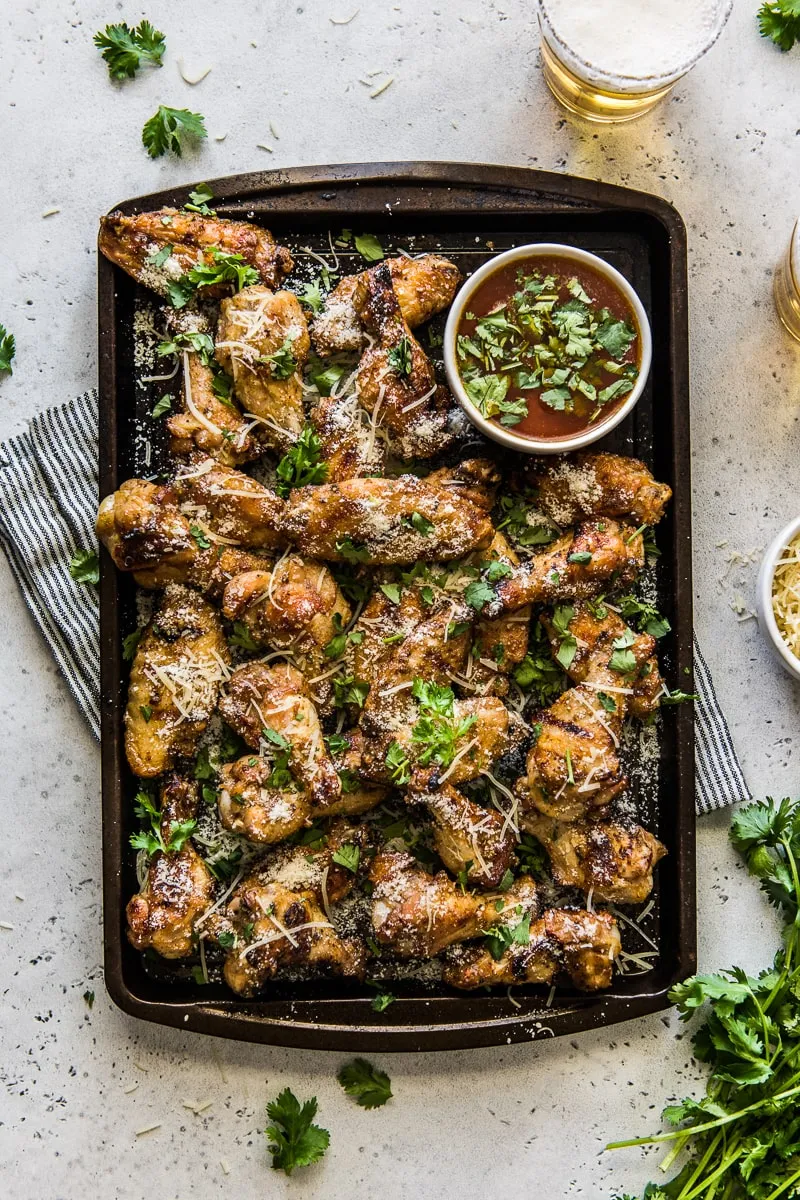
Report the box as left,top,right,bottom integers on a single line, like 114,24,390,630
608,795,800,1199
69,548,99,585
93,20,165,80
265,1088,329,1176
142,106,207,159
337,1058,392,1109
758,0,800,50
0,324,16,375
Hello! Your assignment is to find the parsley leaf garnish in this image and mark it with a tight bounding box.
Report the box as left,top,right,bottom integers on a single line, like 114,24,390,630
337,1058,392,1109
275,426,328,497
551,604,577,670
157,330,215,367
616,593,671,639
130,790,197,856
465,579,496,611
333,675,370,709
354,233,384,261
371,991,396,1012
69,548,99,585
122,629,142,661
410,678,477,769
151,394,172,418
180,247,259,295
265,1088,329,1176
387,336,412,377
93,20,165,80
142,106,207,159
189,525,211,550
0,324,16,375
661,688,698,706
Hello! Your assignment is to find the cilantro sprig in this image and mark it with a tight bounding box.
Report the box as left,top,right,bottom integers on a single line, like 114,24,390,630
275,426,328,497
69,548,100,585
142,106,207,159
410,678,477,770
130,790,196,857
337,1059,392,1109
0,324,16,375
265,1088,329,1176
93,20,165,80
608,796,800,1198
758,0,800,50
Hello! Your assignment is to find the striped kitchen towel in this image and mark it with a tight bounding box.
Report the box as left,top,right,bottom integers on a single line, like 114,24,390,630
0,390,750,815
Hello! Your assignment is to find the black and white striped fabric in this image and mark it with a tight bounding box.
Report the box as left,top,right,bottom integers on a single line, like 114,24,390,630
0,390,750,814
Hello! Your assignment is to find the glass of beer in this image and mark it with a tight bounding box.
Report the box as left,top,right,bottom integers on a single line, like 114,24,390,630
538,0,733,123
774,222,800,344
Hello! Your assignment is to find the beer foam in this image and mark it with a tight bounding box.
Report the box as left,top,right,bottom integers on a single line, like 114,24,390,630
539,0,732,88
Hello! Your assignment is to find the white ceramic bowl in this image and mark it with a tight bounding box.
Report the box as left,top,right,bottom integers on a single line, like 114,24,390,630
756,514,800,683
443,242,653,455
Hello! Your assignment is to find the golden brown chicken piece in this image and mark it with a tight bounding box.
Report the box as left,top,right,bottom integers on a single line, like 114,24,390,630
97,478,194,573
406,777,516,889
218,662,340,809
215,286,311,452
309,389,385,482
517,684,626,822
354,592,471,692
217,755,310,844
126,776,214,959
423,457,502,512
522,812,666,904
526,453,672,529
99,208,293,296
166,351,260,466
355,262,456,460
215,880,366,997
96,476,269,594
173,460,286,551
485,519,644,617
311,253,461,355
277,472,495,564
221,554,351,704
125,585,230,777
463,532,531,697
443,906,621,992
370,850,510,958
543,600,664,720
317,729,389,818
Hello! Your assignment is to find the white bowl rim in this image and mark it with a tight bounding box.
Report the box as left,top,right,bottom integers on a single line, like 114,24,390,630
443,242,653,455
757,513,800,681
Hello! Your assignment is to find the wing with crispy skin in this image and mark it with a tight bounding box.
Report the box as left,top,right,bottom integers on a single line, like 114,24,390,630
526,452,672,528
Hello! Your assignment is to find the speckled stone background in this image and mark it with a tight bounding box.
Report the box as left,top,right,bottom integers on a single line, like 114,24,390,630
1,1,797,1196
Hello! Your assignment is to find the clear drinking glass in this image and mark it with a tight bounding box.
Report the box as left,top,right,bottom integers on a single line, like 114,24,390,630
774,222,800,344
538,0,733,123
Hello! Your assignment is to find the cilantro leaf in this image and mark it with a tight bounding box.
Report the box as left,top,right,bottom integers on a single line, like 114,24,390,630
265,1088,329,1176
122,629,142,661
595,315,637,358
387,336,412,376
758,1,800,49
157,330,215,367
69,548,99,585
184,184,216,216
151,394,172,419
142,106,207,159
94,20,165,80
332,843,360,873
229,621,258,652
308,358,348,396
182,247,259,294
275,426,328,497
354,233,384,261
337,1058,392,1109
385,741,411,786
0,324,16,375
260,336,297,380
465,579,496,611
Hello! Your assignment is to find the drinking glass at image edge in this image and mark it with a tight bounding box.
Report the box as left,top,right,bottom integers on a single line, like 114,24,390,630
774,221,800,343
537,0,734,123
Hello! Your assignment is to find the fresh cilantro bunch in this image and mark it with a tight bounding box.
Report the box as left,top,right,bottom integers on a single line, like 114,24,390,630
142,106,207,159
265,1088,329,1175
609,796,800,1199
758,0,800,50
93,20,165,80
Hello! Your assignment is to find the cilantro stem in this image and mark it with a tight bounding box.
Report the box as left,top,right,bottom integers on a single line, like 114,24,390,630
765,1165,800,1200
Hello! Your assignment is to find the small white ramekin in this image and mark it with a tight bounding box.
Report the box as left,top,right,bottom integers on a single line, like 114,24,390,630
756,515,800,683
443,243,652,455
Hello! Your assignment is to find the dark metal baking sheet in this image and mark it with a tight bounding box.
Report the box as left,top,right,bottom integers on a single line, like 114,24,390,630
98,162,695,1051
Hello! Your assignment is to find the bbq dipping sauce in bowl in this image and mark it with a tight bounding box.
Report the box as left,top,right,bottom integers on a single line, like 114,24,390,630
443,243,652,454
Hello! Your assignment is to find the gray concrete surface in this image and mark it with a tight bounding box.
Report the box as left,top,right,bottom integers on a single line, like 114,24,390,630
0,0,797,1196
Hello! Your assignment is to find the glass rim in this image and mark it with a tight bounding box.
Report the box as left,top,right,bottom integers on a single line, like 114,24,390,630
538,0,734,90
789,220,800,297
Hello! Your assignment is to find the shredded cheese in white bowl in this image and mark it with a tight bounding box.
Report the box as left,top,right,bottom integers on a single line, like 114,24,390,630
757,516,800,682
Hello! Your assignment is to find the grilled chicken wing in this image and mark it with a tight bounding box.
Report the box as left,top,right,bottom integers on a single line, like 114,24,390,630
221,555,351,703
309,388,385,482
355,262,456,459
369,850,508,958
125,585,230,777
126,776,214,959
99,208,293,296
277,471,495,564
167,350,260,466
522,812,666,904
406,777,516,889
526,453,672,529
173,460,285,551
311,253,460,355
215,286,310,452
218,662,340,809
544,600,663,720
443,906,621,992
217,754,310,844
485,519,644,617
318,729,389,817
464,531,531,697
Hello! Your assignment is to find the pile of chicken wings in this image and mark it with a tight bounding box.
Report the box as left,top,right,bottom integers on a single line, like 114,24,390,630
98,204,672,1000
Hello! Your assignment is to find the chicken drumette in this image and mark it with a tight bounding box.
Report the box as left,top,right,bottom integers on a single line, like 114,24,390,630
406,777,516,889
525,452,672,529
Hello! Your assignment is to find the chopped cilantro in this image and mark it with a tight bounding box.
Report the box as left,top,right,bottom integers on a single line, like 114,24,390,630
337,1058,392,1109
275,426,328,497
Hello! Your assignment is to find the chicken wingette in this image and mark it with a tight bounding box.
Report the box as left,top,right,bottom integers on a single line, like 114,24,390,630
525,452,672,528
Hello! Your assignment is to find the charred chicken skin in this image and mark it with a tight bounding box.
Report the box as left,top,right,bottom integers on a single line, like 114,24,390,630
526,452,672,529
